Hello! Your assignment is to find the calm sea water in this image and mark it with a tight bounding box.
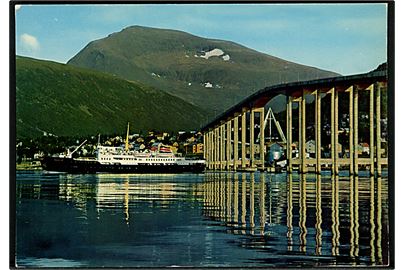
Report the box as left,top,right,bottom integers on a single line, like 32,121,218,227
15,171,390,268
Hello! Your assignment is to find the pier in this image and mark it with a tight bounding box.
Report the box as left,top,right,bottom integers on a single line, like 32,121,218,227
202,70,388,176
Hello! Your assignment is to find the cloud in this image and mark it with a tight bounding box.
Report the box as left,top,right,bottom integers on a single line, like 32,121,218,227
20,33,40,53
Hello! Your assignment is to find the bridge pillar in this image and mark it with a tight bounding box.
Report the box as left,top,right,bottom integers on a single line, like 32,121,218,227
211,129,214,170
214,126,220,170
347,86,354,175
210,128,216,169
334,89,339,175
287,96,293,173
227,119,232,170
330,88,335,174
368,84,375,175
218,125,221,170
250,109,256,168
208,130,214,170
204,132,208,169
298,97,302,172
259,107,265,170
220,123,225,170
241,110,247,169
233,115,239,171
203,132,206,164
219,124,222,170
376,84,382,176
203,133,206,160
354,87,359,175
315,90,322,174
211,130,215,169
299,95,307,173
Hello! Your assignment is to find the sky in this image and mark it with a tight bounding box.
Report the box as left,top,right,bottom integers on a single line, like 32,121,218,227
14,3,387,75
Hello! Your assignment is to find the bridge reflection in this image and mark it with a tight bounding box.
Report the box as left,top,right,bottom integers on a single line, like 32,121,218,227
201,172,388,265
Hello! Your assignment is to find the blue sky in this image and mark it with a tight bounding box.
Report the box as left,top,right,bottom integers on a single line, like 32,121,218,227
15,3,387,75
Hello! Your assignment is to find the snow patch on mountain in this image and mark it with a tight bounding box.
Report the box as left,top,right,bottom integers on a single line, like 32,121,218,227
200,48,224,59
203,82,213,88
222,54,230,61
198,49,231,61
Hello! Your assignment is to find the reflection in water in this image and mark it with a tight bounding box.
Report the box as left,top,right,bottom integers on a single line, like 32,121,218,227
354,175,360,258
368,176,384,265
377,176,383,264
268,174,272,230
124,177,129,224
287,173,293,251
370,176,375,265
250,173,255,235
16,171,390,267
259,173,265,236
299,173,307,253
227,174,232,223
241,174,247,234
349,175,360,262
331,174,340,256
315,173,322,255
233,173,239,227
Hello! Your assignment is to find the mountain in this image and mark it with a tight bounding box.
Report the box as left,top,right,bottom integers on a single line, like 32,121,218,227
68,25,340,115
15,56,207,138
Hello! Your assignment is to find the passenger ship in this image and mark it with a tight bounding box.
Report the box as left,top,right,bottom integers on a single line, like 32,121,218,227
41,124,205,173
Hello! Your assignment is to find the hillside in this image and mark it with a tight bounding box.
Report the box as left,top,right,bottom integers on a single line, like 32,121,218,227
68,25,340,115
16,56,206,138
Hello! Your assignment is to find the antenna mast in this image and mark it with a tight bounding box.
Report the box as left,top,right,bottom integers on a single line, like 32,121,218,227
125,122,130,152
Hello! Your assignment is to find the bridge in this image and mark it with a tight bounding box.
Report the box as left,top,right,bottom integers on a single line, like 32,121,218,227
201,70,388,176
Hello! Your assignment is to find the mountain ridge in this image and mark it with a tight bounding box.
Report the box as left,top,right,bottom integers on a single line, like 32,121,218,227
68,25,340,115
16,56,207,138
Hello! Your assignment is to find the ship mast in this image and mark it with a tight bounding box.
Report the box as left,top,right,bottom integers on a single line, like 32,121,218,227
125,122,130,152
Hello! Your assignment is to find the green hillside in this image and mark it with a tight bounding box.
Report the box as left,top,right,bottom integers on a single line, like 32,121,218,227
16,56,207,138
68,25,340,114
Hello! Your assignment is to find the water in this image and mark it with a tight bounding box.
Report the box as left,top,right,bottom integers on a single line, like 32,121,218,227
15,171,390,267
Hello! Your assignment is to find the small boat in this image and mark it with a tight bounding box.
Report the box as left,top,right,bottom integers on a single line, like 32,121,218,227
41,123,205,174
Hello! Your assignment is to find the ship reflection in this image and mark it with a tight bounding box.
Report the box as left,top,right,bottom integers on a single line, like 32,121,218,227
54,173,205,225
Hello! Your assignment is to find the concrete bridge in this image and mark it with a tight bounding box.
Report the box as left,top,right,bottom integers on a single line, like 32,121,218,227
201,70,388,176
